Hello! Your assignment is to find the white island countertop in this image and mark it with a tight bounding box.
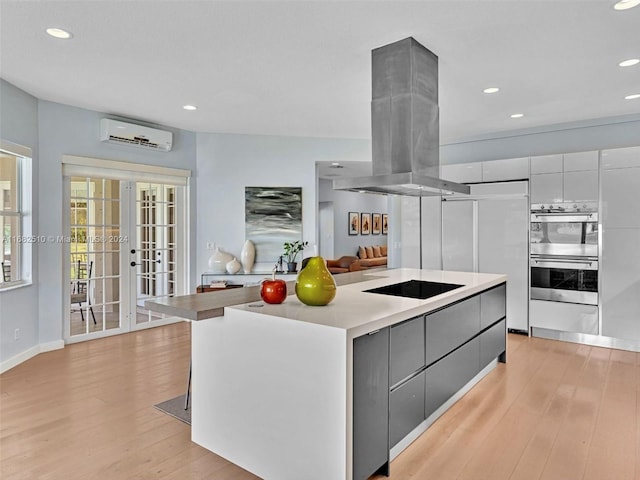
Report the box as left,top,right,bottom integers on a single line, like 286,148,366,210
228,268,507,339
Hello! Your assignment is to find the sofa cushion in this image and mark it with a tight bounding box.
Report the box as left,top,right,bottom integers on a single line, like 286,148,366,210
327,256,361,274
365,246,374,258
380,245,388,256
358,246,367,259
360,257,387,268
372,245,381,257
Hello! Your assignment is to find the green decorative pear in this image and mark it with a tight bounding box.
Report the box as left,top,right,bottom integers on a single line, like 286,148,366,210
295,256,337,306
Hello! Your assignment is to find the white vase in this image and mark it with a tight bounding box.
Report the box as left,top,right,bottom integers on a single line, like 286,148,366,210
208,247,233,274
240,240,256,273
226,257,241,274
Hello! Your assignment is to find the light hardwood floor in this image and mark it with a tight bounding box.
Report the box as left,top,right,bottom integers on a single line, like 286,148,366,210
1,323,639,480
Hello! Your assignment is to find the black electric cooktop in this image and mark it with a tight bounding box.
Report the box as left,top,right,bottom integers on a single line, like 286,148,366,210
364,280,464,300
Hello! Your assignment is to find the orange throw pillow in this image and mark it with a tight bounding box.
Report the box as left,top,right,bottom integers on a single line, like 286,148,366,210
381,245,388,256
372,246,381,257
358,246,367,259
365,246,374,258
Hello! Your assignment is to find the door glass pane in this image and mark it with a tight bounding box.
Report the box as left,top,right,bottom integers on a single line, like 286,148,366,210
70,177,122,336
135,183,178,325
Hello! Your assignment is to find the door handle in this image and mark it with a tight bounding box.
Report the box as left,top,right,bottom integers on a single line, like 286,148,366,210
131,260,161,267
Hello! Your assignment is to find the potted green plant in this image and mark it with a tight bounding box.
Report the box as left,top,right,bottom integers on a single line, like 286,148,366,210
283,240,309,273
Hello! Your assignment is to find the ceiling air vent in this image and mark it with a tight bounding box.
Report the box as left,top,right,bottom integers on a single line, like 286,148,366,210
100,118,173,152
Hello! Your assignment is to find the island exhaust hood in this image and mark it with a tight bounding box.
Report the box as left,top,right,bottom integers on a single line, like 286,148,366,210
333,37,469,197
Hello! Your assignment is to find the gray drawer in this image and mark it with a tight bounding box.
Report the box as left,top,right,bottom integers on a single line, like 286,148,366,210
353,328,389,480
390,371,425,448
425,296,480,365
425,338,480,418
480,319,506,367
480,284,506,329
390,315,425,386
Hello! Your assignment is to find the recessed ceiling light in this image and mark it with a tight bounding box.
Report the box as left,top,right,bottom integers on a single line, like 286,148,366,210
483,87,500,94
46,27,73,39
331,162,340,166
510,113,524,118
183,105,197,111
619,58,640,67
613,0,640,10
625,94,640,100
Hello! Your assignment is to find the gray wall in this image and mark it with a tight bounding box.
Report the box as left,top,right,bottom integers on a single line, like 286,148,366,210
0,82,198,368
0,79,40,364
195,133,370,276
36,100,197,346
318,178,387,258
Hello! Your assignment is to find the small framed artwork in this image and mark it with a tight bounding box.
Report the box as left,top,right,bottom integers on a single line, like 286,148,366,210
348,212,359,236
360,213,371,235
382,214,389,234
372,213,381,235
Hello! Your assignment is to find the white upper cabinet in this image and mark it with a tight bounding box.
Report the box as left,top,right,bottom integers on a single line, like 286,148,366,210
530,172,563,204
440,163,482,184
530,151,599,203
563,151,598,172
601,146,640,169
530,154,563,174
482,157,529,182
563,170,599,203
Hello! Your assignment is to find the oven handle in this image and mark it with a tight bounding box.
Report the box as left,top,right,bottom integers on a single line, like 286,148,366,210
531,258,597,268
532,212,596,217
531,213,597,222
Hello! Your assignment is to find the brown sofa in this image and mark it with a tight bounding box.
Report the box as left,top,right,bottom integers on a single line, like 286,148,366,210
357,245,387,268
326,256,362,274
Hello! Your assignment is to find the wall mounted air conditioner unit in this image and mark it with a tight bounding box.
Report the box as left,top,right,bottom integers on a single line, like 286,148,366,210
100,118,173,152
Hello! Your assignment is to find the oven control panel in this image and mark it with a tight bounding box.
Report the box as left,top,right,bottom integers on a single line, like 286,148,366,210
531,202,598,213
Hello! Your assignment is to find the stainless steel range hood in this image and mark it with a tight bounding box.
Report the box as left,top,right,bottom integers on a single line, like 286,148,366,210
333,37,469,197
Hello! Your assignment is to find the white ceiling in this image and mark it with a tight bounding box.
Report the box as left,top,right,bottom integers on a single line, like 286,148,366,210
1,0,639,148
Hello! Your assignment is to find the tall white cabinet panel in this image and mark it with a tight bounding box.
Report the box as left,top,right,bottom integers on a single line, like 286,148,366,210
601,228,640,340
478,198,529,331
563,170,598,203
563,151,598,172
530,154,563,174
602,167,640,228
440,163,482,184
601,160,640,341
442,201,474,272
530,173,563,204
482,157,529,182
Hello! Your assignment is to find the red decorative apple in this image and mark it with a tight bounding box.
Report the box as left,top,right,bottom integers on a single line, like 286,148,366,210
260,273,287,304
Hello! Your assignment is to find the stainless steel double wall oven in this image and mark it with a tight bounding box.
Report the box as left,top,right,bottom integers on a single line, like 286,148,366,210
530,202,599,305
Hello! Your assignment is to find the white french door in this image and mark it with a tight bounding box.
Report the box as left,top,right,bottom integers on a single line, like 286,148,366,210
63,160,189,342
129,182,183,329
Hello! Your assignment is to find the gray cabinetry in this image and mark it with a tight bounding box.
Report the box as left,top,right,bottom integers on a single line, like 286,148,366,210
390,315,425,386
390,371,426,448
353,283,506,476
480,284,506,329
353,328,389,480
480,319,506,367
425,338,480,418
425,296,480,365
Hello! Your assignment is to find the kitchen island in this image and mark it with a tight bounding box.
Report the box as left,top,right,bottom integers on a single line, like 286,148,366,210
181,268,507,480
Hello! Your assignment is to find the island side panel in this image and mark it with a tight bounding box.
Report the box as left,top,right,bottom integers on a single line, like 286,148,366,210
192,308,348,480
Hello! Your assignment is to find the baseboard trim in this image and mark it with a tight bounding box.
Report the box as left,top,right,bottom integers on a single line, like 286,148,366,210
1,340,65,374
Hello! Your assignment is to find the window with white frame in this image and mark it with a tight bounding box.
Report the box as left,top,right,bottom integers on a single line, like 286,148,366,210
1,144,31,286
